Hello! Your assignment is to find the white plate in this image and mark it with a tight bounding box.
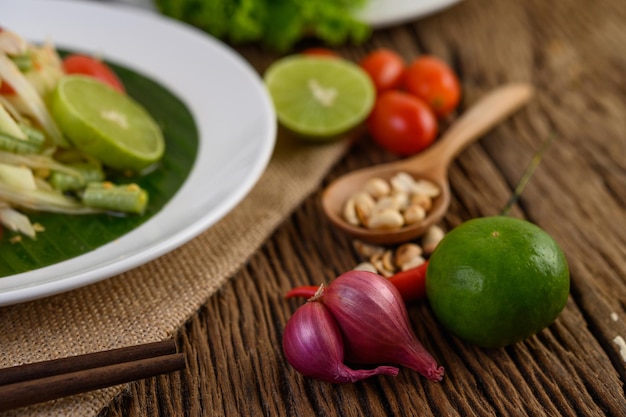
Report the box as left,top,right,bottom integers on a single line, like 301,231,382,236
117,0,461,30
0,0,276,306
356,0,462,28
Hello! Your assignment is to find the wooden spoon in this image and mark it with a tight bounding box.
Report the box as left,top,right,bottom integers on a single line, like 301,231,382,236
321,83,534,245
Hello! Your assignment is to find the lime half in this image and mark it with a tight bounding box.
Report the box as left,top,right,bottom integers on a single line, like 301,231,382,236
51,75,165,172
264,56,375,139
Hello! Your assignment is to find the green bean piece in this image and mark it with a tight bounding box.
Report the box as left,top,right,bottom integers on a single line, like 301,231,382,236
11,52,33,72
49,162,105,192
18,123,45,146
0,130,43,154
82,182,149,215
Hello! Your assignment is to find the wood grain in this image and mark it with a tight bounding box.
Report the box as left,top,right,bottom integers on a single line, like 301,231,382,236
100,0,626,415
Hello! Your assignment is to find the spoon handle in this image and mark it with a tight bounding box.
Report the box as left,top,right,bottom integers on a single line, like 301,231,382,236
404,83,535,172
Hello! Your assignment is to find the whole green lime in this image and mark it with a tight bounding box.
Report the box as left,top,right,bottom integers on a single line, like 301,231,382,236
426,216,570,348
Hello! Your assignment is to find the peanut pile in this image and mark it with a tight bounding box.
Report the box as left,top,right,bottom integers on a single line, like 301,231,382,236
343,172,441,230
351,224,445,277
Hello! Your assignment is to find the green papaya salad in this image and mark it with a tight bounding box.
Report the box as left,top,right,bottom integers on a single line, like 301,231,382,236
0,28,165,240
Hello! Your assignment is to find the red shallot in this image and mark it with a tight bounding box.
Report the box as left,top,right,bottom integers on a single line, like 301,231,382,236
316,270,445,382
282,299,399,383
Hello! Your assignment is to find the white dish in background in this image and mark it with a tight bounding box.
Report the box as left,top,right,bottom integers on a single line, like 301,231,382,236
356,0,462,28
0,0,276,305
117,0,462,29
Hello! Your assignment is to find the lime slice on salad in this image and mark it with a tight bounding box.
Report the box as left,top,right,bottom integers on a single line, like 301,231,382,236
51,75,165,172
264,56,375,139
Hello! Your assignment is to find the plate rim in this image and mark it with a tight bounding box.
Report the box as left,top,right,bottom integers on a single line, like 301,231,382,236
357,0,463,28
113,0,462,30
0,0,276,305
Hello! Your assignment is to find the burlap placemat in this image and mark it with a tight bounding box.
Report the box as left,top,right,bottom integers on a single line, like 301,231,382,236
0,133,350,416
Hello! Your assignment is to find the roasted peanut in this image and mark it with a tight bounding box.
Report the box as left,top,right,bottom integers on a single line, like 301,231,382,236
382,250,395,272
353,191,376,225
353,262,379,274
373,196,401,212
390,192,410,210
403,205,426,225
401,255,426,271
343,197,359,226
422,225,445,254
372,258,394,277
353,240,385,258
411,193,432,211
394,243,423,268
412,179,441,197
390,172,415,194
363,177,391,199
367,208,404,230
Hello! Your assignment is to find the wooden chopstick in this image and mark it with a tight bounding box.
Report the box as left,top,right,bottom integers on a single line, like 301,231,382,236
0,340,186,412
0,339,178,386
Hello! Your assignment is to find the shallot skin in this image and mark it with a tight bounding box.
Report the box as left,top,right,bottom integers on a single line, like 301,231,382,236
319,270,445,382
282,300,399,384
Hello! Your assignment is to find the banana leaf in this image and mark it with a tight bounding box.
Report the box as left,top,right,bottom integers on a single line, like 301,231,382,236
0,60,199,277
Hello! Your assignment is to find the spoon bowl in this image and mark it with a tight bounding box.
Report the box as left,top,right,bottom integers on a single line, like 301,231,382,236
322,83,534,245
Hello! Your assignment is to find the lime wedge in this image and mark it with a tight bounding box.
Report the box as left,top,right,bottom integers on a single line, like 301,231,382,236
51,75,165,172
264,56,375,139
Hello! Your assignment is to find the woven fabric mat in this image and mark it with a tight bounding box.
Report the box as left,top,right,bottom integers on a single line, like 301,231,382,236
0,134,350,416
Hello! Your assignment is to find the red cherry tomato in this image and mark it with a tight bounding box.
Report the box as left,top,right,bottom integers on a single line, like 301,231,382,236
404,55,460,118
359,49,406,93
0,81,15,95
367,90,438,156
301,48,340,58
62,54,125,93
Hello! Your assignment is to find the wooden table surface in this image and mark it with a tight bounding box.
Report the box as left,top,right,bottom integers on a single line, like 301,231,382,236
102,0,626,415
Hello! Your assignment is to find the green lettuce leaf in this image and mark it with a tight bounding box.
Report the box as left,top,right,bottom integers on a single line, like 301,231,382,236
155,0,371,52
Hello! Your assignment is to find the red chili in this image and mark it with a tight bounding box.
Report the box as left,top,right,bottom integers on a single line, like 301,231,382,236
285,285,319,299
387,261,429,302
286,261,429,303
